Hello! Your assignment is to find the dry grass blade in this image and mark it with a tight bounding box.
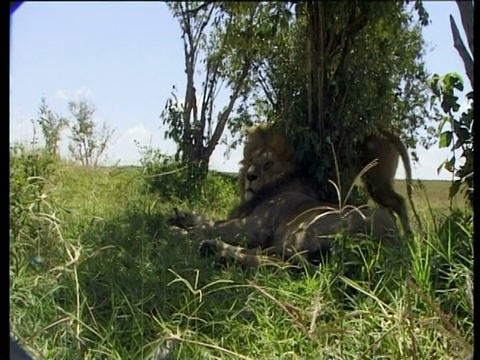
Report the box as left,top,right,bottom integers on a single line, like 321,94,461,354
327,179,342,209
165,333,254,360
247,281,311,338
327,140,379,208
407,278,473,354
304,207,342,230
340,204,370,221
308,293,323,336
143,166,187,178
343,158,379,207
329,141,342,208
465,273,474,317
340,276,394,315
286,204,338,227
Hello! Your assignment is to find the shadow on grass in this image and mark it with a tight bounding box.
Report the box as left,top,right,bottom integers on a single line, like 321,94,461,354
55,207,261,356
50,199,433,358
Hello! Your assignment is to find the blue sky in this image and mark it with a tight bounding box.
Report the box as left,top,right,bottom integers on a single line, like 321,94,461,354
10,1,472,180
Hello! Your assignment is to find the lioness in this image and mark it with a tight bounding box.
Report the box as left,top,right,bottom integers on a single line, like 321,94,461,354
169,124,400,269
360,131,422,234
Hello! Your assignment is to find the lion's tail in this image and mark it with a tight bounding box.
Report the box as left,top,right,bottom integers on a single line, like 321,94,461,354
381,131,423,232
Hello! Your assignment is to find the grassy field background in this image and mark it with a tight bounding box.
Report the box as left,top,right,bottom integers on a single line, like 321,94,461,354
10,152,473,359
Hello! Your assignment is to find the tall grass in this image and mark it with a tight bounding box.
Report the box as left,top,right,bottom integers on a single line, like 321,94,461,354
10,146,473,359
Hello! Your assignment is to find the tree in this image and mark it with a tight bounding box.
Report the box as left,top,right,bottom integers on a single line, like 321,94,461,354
67,99,114,167
36,97,68,157
429,0,474,207
228,1,435,202
162,2,284,189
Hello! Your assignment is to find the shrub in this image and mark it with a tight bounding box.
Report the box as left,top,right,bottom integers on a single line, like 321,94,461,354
137,143,190,199
10,144,61,243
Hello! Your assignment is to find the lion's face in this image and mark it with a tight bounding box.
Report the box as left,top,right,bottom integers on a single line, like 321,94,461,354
241,147,296,201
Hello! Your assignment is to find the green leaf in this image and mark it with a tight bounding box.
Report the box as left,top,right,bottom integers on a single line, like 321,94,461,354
443,72,464,92
428,94,438,110
444,155,456,173
428,74,441,97
439,131,453,148
449,180,461,199
441,95,460,113
437,162,445,175
453,126,471,144
459,107,474,127
437,116,449,133
453,139,464,150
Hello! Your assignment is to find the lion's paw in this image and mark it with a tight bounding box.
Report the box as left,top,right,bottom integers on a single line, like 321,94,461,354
168,226,189,236
198,240,219,257
167,208,208,229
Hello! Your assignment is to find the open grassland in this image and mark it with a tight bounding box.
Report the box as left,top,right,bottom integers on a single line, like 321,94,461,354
10,153,473,359
395,179,469,211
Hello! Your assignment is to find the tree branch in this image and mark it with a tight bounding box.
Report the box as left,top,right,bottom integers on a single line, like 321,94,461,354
316,1,326,134
198,13,231,149
183,1,215,17
198,60,219,148
449,14,474,88
455,0,473,56
206,60,250,157
179,2,215,158
193,4,215,49
182,35,194,149
199,65,211,139
257,67,277,107
306,23,313,128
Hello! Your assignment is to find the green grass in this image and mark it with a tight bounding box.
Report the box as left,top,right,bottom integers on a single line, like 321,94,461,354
10,154,473,359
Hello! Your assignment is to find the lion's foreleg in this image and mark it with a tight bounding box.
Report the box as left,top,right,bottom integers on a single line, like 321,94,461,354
199,239,266,267
199,240,319,272
189,218,252,246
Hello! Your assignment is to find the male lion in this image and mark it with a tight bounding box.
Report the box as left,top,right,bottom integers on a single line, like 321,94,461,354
239,123,422,234
169,123,400,270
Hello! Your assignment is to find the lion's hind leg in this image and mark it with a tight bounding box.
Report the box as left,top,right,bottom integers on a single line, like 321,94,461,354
199,240,318,272
366,182,413,235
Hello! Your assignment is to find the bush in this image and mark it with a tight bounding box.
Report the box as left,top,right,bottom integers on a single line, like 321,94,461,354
137,144,190,199
197,171,238,211
10,144,61,242
138,144,238,205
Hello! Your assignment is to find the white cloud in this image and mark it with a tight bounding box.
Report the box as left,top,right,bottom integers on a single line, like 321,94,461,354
56,89,70,100
106,124,178,165
104,122,242,170
55,87,94,101
9,104,37,145
75,86,94,99
114,124,152,146
107,125,151,165
10,118,37,145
